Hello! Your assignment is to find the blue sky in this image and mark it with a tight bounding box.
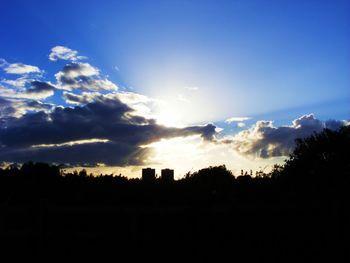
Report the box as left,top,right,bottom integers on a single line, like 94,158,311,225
0,0,349,176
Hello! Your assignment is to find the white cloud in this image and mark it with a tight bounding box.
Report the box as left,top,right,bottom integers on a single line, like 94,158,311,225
55,62,98,79
3,63,41,75
55,62,118,91
63,91,151,106
1,77,28,87
49,46,86,61
114,91,150,105
62,91,155,120
62,91,101,105
237,122,246,128
112,92,155,119
32,138,110,148
87,79,117,91
225,117,251,123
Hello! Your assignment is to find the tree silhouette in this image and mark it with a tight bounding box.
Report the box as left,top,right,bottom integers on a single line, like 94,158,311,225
279,126,350,187
0,126,349,261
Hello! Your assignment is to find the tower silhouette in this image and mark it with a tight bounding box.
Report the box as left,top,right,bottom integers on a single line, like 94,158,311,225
161,168,174,181
142,168,156,181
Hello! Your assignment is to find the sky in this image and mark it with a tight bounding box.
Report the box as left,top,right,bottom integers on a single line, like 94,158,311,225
0,0,349,178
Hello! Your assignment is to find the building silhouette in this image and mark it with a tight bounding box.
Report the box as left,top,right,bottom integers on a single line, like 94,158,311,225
142,168,156,181
161,169,174,182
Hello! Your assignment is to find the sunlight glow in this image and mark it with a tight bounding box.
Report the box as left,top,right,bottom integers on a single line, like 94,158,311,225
151,86,212,127
31,139,110,148
139,135,284,179
154,108,183,127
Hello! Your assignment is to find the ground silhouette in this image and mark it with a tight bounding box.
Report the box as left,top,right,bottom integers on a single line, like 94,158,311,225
0,126,349,261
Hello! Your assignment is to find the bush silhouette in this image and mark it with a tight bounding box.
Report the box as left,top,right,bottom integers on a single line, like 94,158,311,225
280,126,350,186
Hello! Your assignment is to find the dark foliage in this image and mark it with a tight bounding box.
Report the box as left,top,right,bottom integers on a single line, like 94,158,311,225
0,127,349,261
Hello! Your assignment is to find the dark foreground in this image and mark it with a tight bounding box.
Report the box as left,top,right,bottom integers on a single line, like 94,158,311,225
1,199,348,261
0,127,349,261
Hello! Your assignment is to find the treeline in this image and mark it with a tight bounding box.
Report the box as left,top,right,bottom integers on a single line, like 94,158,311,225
0,126,349,261
0,126,349,205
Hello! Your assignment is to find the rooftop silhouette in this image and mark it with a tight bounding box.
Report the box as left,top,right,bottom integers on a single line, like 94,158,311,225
142,167,156,181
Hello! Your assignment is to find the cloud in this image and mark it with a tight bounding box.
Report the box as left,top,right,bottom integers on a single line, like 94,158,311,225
62,91,156,122
1,77,28,87
1,48,215,166
226,117,251,128
0,97,55,118
56,62,99,79
29,80,56,95
32,138,110,148
55,62,118,91
49,46,86,61
62,91,100,105
112,92,156,119
0,97,18,118
115,92,150,105
0,81,55,100
237,122,246,128
0,96,217,166
224,114,348,158
225,117,251,123
1,61,41,75
62,91,150,106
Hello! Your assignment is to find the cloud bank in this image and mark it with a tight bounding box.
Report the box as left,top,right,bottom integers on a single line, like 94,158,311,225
223,114,348,158
0,47,217,166
0,96,216,166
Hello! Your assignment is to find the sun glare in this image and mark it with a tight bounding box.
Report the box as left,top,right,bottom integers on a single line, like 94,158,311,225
155,109,182,127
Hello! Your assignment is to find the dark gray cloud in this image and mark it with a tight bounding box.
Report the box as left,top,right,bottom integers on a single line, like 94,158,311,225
180,124,216,141
225,114,348,158
1,141,150,167
0,97,54,118
30,81,56,93
0,97,17,118
0,96,216,166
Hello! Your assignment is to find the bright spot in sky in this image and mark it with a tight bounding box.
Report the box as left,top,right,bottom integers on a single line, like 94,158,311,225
151,84,215,127
154,107,183,127
142,135,283,179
